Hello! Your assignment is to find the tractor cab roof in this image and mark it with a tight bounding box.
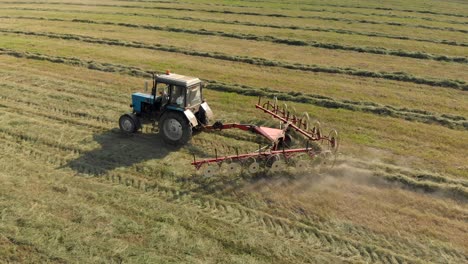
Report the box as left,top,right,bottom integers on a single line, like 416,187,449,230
156,73,201,87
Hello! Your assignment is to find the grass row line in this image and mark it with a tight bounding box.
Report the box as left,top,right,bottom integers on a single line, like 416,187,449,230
303,8,468,26
0,97,108,133
0,86,115,124
0,134,418,264
2,28,467,90
0,112,461,263
1,47,466,132
3,110,464,260
4,71,467,209
119,0,468,25
3,1,468,33
3,12,467,62
30,16,468,63
357,161,468,189
0,118,386,262
3,75,463,255
4,84,468,205
240,0,468,19
207,82,468,130
308,3,468,19
3,12,466,48
0,71,128,106
374,171,468,202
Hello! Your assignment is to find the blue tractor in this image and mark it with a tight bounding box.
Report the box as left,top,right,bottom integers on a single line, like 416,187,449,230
119,71,213,145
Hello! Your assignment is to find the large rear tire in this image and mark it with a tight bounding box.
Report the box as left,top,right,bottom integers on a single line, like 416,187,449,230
159,111,192,145
119,113,140,133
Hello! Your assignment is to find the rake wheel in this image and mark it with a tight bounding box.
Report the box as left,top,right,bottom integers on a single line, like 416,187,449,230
328,129,339,154
202,163,219,178
292,154,310,172
246,158,260,174
224,159,242,175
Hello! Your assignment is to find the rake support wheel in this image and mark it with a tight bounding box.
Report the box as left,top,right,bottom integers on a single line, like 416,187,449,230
247,158,260,174
328,130,339,153
202,164,219,177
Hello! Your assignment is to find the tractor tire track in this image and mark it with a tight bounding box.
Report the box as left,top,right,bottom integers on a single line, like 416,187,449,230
0,81,125,113
0,69,129,106
2,14,467,64
2,132,466,263
1,48,466,132
5,102,468,205
2,88,466,200
0,97,110,132
2,1,467,33
2,12,467,48
1,104,466,262
1,96,468,201
0,138,344,263
0,136,437,264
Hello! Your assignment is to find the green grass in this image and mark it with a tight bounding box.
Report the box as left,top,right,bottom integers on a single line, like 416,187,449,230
1,5,467,56
1,33,466,118
1,17,467,79
2,28,467,92
1,0,468,262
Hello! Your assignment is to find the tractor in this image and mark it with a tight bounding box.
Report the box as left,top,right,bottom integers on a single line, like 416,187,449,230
119,71,339,176
119,71,213,145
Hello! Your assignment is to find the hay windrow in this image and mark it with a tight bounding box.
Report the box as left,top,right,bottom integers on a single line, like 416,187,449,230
1,29,467,91
1,12,467,62
1,47,465,130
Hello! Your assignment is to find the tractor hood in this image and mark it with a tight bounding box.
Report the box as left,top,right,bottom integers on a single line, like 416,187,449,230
156,73,201,87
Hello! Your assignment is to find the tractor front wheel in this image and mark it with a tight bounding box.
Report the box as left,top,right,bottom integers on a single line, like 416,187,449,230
119,113,140,133
159,111,192,145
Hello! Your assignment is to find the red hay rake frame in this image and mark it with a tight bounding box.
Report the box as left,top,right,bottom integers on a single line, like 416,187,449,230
191,97,339,172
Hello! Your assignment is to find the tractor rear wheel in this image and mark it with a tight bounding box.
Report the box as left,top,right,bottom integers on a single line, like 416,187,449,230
119,113,140,133
159,111,192,145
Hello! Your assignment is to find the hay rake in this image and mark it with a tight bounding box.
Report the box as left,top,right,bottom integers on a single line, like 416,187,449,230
192,97,339,177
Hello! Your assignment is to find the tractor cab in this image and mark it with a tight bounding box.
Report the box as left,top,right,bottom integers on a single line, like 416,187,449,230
152,73,203,111
120,71,213,145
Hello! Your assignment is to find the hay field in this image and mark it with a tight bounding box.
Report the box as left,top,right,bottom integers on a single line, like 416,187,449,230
0,0,467,262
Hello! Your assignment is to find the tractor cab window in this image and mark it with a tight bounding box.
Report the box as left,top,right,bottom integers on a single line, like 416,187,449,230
186,84,202,107
170,85,185,107
156,83,169,104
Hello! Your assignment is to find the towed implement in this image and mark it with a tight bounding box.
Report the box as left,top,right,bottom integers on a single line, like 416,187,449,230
120,72,338,176
192,97,339,176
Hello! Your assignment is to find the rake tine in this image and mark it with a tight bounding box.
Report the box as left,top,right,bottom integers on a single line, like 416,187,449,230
273,97,278,113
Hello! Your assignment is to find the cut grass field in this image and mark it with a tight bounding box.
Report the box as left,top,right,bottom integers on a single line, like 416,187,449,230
1,0,467,263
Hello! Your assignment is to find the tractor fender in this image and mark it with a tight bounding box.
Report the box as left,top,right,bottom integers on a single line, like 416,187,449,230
200,102,214,120
184,109,199,127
